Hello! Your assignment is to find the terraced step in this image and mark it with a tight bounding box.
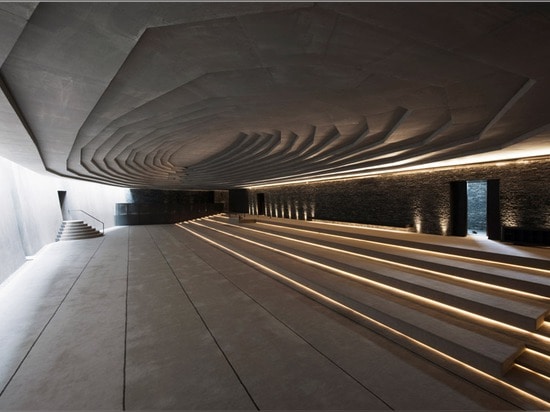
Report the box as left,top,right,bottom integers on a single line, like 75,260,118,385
56,220,102,241
182,216,550,407
252,216,550,270
199,218,549,331
516,349,550,377
211,216,550,299
185,221,525,375
506,364,550,401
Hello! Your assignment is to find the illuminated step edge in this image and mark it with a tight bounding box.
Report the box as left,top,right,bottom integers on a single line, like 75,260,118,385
204,216,550,398
198,216,550,390
539,321,550,338
198,217,550,359
215,215,550,281
516,349,550,377
249,215,550,271
202,217,549,331
188,220,522,375
178,222,550,410
507,364,550,402
245,220,550,298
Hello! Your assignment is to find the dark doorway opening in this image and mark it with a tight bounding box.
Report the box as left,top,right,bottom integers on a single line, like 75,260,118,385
451,180,501,239
450,181,467,236
257,193,265,215
57,191,68,220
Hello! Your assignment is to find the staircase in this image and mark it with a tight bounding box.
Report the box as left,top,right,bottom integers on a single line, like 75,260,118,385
56,220,103,241
177,214,550,409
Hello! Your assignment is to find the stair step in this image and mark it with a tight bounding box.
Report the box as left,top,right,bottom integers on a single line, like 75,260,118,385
506,365,550,401
253,217,550,270
186,222,523,376
58,227,96,233
61,222,85,227
194,216,550,405
538,321,550,338
56,220,102,241
217,216,550,298
57,233,102,240
516,349,550,377
200,218,549,331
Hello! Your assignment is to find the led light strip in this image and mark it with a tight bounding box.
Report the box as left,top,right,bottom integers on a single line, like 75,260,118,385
176,222,550,410
205,217,550,302
514,364,550,383
252,219,550,276
523,347,550,366
189,219,550,348
243,155,550,189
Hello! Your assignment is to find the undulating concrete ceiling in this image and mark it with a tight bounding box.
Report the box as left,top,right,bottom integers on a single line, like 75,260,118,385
1,2,550,189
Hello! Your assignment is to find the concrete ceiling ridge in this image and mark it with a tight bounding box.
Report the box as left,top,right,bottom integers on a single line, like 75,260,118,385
188,125,367,184
0,3,37,67
72,12,275,141
318,3,519,53
238,128,492,187
0,73,46,173
78,111,230,178
75,67,270,144
187,132,251,170
492,123,550,152
300,126,340,160
88,107,232,160
312,122,371,162
187,130,314,181
190,133,273,173
73,95,240,164
191,130,300,174
189,135,295,179
324,132,434,170
316,136,456,180
2,2,550,188
477,78,537,140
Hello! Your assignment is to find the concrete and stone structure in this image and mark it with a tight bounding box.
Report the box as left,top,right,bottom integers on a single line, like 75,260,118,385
0,2,549,410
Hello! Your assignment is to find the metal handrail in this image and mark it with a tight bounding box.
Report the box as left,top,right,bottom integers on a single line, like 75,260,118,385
68,209,104,234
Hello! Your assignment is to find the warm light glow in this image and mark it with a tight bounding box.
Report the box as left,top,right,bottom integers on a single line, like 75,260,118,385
244,155,550,189
439,215,449,236
253,220,550,277
190,219,550,345
413,214,422,233
310,219,411,233
287,200,292,219
176,221,550,410
208,217,550,304
514,364,550,383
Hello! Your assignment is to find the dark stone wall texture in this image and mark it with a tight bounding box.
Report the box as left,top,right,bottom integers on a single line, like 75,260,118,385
249,158,550,236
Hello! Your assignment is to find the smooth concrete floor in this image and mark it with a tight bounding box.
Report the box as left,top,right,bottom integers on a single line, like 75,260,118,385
0,224,523,410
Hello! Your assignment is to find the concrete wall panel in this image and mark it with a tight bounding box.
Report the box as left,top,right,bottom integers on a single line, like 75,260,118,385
0,159,27,283
9,161,63,256
0,156,130,284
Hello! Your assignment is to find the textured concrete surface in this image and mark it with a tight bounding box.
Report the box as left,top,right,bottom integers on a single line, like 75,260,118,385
0,156,130,283
1,3,550,188
248,157,550,236
0,224,523,410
